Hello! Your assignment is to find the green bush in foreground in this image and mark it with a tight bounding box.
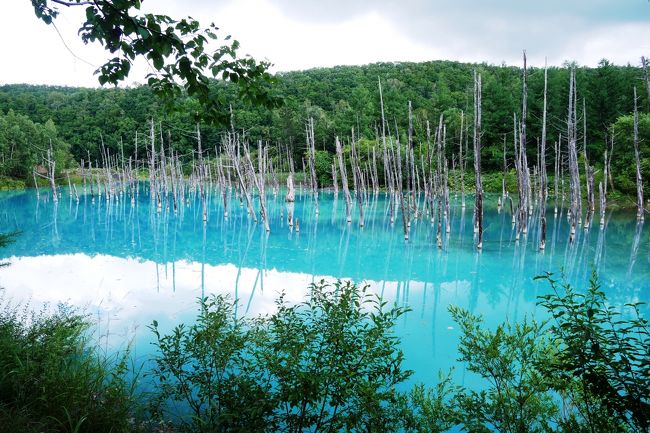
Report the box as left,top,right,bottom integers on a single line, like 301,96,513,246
441,272,649,433
147,274,649,433
0,302,141,433
450,307,558,433
149,280,411,433
538,272,650,433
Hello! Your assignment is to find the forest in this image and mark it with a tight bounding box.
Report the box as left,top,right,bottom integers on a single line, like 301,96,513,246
0,58,649,196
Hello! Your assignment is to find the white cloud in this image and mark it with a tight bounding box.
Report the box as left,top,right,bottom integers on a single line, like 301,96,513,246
214,0,440,71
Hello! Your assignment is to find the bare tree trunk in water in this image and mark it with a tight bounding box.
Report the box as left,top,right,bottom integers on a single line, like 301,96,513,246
473,70,483,250
459,111,466,208
554,135,560,216
633,87,644,221
351,128,365,227
306,117,319,215
567,68,582,241
519,51,531,234
335,137,352,222
540,59,548,250
47,141,57,203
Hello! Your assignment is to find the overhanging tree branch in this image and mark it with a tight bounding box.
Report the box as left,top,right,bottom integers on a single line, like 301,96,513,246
30,0,282,125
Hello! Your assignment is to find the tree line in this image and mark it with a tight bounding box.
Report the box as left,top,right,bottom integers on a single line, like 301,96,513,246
0,58,648,196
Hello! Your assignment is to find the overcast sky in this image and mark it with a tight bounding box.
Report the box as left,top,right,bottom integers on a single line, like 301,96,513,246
1,0,649,88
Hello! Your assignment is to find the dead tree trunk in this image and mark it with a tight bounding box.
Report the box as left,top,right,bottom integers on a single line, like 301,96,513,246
372,146,379,195
286,150,296,204
633,87,644,221
87,157,94,202
582,100,594,230
378,78,396,223
169,151,178,213
47,141,58,203
473,70,483,250
459,111,466,208
286,172,296,203
554,135,560,216
444,157,451,234
433,122,443,247
502,134,507,201
599,181,606,227
519,51,531,234
225,133,257,222
351,130,365,227
219,158,229,218
396,134,409,240
600,147,607,226
583,99,594,214
408,101,417,217
149,119,157,205
540,59,548,250
306,117,319,215
335,137,352,222
426,121,435,223
435,169,442,248
513,114,522,239
243,141,270,232
567,68,582,240
196,124,207,222
586,165,595,228
286,155,295,227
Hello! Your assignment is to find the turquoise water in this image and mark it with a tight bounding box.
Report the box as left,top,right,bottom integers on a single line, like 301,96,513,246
0,186,649,388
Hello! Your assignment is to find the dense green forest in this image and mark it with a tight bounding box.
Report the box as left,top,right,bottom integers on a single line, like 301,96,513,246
1,59,648,194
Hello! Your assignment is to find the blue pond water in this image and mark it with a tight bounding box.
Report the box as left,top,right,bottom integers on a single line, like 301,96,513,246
0,186,649,388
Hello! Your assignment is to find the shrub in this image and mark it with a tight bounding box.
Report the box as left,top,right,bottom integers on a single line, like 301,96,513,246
537,272,650,433
448,306,558,433
0,303,141,433
150,280,412,433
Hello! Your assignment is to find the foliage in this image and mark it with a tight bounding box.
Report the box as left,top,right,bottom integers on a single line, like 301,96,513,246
400,373,458,433
0,302,141,433
537,272,650,433
313,149,333,186
0,232,19,269
150,280,412,433
609,113,650,196
449,306,558,433
149,295,273,433
0,177,26,190
264,280,411,433
0,110,71,180
0,232,17,252
434,272,650,433
30,0,280,125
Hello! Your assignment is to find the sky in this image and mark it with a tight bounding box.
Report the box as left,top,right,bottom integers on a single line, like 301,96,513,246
1,0,649,88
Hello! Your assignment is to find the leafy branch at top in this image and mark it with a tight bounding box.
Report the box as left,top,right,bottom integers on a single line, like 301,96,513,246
30,0,282,125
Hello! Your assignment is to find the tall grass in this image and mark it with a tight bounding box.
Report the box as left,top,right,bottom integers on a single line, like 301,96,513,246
0,301,143,433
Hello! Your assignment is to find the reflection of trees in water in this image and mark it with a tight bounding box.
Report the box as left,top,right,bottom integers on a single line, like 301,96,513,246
245,230,268,315
578,224,592,283
233,221,256,319
594,214,608,269
1,189,648,313
469,251,481,314
627,221,644,279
